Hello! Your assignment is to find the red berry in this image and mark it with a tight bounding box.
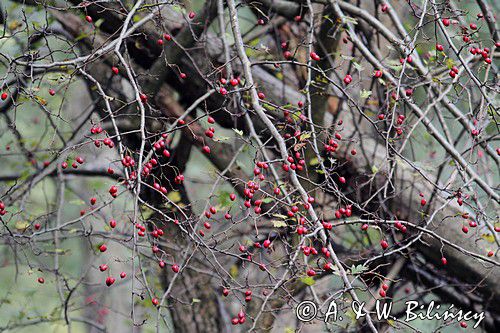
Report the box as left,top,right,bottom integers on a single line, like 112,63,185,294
172,264,180,273
306,269,316,277
323,262,333,271
310,51,320,61
343,74,352,85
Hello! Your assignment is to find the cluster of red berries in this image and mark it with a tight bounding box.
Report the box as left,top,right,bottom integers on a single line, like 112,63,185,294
219,77,241,95
0,201,6,216
231,310,246,325
141,158,158,177
61,155,85,170
90,126,115,148
379,283,389,297
282,151,306,172
281,41,293,60
334,205,353,219
157,32,173,46
394,221,407,233
469,46,493,64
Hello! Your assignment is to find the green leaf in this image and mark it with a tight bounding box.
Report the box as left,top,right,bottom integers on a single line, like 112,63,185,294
75,32,89,41
299,132,311,141
360,89,372,99
214,136,230,142
445,58,455,69
343,16,358,25
217,191,232,207
230,265,238,278
141,204,154,220
233,128,244,137
15,221,29,230
349,264,368,275
352,61,364,72
273,220,287,228
167,191,182,203
481,234,495,243
94,18,104,28
300,276,316,286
